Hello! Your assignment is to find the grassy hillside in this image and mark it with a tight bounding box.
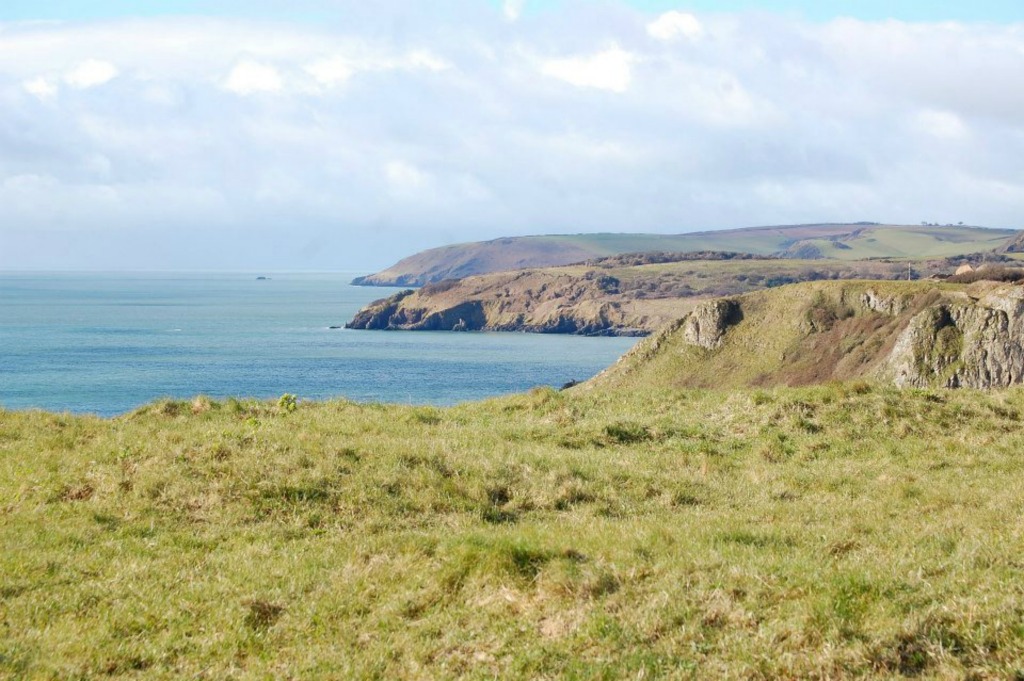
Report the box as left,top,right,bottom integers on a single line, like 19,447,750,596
353,224,1019,286
590,279,1024,392
789,225,1015,261
4,387,1024,678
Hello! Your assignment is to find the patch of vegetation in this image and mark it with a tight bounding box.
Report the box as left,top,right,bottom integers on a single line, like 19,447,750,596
4,385,1024,677
804,290,855,333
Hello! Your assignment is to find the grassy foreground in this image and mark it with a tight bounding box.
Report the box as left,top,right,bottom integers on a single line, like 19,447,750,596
3,386,1024,679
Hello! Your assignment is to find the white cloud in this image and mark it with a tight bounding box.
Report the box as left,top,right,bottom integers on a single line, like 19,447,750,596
385,161,429,194
503,0,525,22
23,77,58,99
541,45,634,93
306,57,355,87
647,11,704,41
304,50,447,90
915,109,969,139
64,60,118,89
224,61,283,95
407,50,450,73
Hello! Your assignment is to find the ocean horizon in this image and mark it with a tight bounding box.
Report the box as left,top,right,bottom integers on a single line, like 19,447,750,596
0,271,638,417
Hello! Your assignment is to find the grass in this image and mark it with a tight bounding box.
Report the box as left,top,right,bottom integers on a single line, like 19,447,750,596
3,385,1024,678
594,280,976,390
358,225,1020,286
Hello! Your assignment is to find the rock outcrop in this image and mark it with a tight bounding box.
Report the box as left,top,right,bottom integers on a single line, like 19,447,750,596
345,271,658,336
682,300,741,349
859,289,912,317
887,287,1024,388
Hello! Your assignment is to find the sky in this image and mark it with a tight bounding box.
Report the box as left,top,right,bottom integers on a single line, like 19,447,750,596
1,1,1022,271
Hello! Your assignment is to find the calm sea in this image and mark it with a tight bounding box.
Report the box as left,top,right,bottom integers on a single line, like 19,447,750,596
0,272,638,416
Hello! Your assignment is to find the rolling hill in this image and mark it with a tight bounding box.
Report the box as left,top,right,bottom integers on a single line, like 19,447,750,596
353,224,1019,287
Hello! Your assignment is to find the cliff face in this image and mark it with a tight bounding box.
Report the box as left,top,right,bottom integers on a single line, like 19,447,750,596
345,257,957,337
886,287,1024,388
589,281,1024,391
347,270,668,336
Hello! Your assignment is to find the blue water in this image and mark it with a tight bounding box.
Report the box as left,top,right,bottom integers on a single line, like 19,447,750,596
0,272,638,416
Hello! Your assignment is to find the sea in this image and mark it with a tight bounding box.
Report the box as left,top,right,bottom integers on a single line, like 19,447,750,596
0,272,639,417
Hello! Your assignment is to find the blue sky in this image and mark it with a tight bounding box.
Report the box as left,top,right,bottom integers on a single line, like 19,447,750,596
0,1,1022,270
1,0,1021,23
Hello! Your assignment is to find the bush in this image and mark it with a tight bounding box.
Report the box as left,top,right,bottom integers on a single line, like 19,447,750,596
277,394,298,413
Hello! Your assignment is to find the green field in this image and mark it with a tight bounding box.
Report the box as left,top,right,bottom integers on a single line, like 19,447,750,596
356,224,1021,286
4,385,1024,678
795,226,1016,261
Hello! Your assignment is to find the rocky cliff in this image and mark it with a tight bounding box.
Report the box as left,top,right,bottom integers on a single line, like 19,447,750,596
588,281,1024,390
346,256,1014,337
886,287,1024,388
347,269,666,336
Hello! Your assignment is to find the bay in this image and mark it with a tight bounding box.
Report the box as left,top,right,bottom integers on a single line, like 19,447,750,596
0,272,638,416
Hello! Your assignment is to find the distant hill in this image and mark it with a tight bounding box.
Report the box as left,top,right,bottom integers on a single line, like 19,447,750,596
353,224,1019,287
587,279,1024,391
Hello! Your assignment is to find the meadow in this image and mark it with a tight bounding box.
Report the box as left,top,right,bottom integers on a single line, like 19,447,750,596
3,385,1024,678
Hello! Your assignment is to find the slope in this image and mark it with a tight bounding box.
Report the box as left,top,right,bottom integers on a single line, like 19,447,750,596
5,386,1024,678
589,280,1024,390
353,224,1019,286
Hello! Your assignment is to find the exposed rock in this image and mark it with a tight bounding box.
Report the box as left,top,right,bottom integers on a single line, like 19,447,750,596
345,290,416,330
887,287,1024,388
347,299,486,332
682,299,741,350
955,264,975,276
860,289,910,317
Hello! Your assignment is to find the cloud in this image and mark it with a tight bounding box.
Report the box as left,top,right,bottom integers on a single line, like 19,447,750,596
23,76,57,99
503,0,525,22
647,11,703,41
0,6,1022,271
306,57,355,87
385,160,430,195
915,110,969,139
541,45,635,93
224,61,283,95
406,50,450,73
64,59,118,89
304,49,448,90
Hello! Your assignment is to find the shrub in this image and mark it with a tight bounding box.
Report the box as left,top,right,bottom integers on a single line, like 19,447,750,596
277,394,298,413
